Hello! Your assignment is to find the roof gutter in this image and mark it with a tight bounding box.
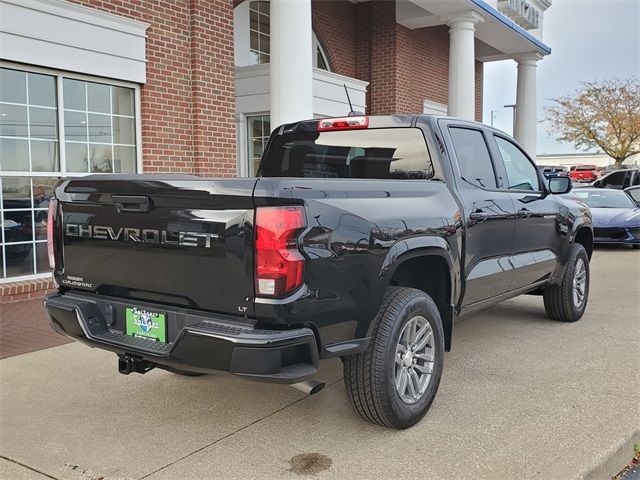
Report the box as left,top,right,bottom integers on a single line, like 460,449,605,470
470,0,552,55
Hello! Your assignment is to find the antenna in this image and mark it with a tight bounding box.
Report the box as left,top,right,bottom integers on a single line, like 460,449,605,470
344,84,364,116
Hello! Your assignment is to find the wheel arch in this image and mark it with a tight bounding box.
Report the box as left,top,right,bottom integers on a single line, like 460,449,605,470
378,241,455,351
573,226,594,260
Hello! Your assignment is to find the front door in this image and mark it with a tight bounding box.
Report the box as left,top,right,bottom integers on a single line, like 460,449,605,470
489,134,560,290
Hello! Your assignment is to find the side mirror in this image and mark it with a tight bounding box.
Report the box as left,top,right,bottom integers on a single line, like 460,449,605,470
548,176,572,195
593,180,602,187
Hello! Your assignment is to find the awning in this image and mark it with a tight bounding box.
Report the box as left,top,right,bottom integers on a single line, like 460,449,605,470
396,0,551,62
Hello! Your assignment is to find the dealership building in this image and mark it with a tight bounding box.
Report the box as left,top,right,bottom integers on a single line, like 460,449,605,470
0,0,551,295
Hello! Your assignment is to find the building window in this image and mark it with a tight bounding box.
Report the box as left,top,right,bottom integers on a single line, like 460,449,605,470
0,66,139,281
249,1,270,65
247,115,271,176
63,79,136,173
243,1,330,71
314,35,331,71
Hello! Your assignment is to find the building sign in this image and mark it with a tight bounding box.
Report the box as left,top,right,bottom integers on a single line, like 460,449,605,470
498,0,541,30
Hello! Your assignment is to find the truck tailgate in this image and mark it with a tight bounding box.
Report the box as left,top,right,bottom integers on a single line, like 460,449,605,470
54,175,257,316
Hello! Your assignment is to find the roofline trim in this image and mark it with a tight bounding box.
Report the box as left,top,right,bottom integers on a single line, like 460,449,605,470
470,0,552,56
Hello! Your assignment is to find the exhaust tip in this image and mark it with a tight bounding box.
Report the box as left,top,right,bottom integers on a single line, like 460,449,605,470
290,379,326,396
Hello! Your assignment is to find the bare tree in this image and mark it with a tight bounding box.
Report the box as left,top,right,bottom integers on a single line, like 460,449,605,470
546,78,640,168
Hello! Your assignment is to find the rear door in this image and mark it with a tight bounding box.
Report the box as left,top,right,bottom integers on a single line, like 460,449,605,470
444,124,516,307
56,175,257,316
488,134,560,290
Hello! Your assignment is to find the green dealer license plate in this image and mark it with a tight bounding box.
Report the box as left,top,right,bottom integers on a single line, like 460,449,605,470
125,307,167,343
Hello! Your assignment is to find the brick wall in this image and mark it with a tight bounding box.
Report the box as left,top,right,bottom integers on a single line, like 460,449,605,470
396,24,451,114
0,278,55,304
475,60,484,122
316,1,484,119
68,0,236,176
312,0,357,78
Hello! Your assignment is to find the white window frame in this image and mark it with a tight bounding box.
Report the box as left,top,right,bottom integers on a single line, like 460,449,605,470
0,60,142,282
237,111,271,177
313,33,331,70
0,60,143,177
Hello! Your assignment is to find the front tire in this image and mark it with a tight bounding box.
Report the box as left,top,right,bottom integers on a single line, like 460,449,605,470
343,287,445,429
543,243,590,322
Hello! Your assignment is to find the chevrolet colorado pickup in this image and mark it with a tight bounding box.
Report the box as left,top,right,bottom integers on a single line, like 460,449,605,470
44,115,593,429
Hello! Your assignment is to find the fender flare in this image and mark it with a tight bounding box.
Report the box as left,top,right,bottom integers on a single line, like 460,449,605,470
568,218,594,258
375,236,456,351
379,236,454,279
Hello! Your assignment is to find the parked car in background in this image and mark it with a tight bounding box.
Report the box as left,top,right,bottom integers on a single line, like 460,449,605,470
625,186,640,206
590,169,640,190
569,165,600,183
538,165,568,179
572,188,640,249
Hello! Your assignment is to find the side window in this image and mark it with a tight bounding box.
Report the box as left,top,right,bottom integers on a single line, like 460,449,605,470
449,128,497,189
494,137,540,191
601,171,624,188
634,172,640,186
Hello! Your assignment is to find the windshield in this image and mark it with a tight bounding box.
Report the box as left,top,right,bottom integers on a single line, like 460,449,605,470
260,128,434,179
573,189,636,208
627,188,640,203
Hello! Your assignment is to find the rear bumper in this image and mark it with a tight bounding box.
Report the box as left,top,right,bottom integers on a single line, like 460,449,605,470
44,292,319,383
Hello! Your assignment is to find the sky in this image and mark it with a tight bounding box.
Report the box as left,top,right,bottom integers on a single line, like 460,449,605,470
482,0,640,155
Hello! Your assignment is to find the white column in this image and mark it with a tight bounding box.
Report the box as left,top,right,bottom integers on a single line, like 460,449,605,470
270,0,314,128
514,53,543,157
443,11,483,121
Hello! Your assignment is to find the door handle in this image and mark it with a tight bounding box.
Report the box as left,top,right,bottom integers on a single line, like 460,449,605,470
470,210,489,222
112,195,152,213
517,208,532,219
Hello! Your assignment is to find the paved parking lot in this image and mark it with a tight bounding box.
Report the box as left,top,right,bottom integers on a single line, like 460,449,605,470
0,248,638,480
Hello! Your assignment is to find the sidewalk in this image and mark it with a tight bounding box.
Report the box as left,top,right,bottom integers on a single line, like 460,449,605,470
0,298,71,359
0,248,638,480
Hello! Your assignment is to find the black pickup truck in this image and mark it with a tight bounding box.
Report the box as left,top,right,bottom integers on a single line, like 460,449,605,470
44,115,593,429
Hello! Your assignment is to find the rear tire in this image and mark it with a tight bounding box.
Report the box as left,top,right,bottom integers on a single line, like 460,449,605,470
343,287,445,429
543,243,590,322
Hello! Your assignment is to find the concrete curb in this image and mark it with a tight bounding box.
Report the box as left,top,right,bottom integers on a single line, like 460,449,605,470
584,430,640,480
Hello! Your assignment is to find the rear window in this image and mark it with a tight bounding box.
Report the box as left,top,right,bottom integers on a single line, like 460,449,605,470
259,128,434,179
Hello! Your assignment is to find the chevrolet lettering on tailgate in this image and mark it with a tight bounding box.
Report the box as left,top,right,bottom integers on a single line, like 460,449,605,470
65,224,219,248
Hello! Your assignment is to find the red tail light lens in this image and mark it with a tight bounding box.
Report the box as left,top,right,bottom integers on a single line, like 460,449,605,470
255,206,306,297
47,199,58,269
318,116,368,131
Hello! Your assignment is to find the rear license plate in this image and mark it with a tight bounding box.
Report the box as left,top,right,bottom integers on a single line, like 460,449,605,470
125,307,167,343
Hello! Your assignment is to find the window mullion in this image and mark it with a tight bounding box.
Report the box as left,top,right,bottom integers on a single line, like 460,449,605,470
57,74,66,175
109,86,114,173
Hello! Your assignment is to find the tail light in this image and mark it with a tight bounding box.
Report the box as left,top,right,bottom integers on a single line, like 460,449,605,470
255,206,306,297
318,116,368,131
47,199,58,269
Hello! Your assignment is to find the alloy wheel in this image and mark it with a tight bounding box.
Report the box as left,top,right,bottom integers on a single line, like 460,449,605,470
394,315,435,404
572,257,587,309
